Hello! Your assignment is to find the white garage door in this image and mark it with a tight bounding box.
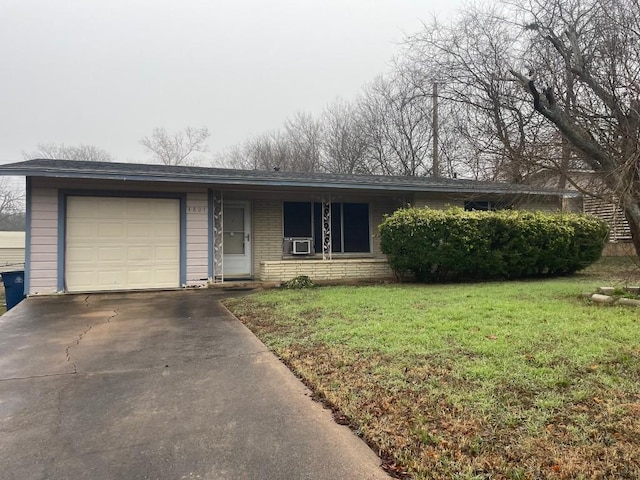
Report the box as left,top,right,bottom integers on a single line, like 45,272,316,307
65,196,180,292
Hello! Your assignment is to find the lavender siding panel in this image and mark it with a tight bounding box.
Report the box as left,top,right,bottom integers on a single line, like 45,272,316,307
29,187,59,294
186,192,209,285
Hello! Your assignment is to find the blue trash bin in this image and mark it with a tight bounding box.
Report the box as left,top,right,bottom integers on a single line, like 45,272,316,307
2,270,25,311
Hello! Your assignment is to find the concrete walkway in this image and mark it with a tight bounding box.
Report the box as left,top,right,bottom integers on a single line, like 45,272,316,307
0,290,390,480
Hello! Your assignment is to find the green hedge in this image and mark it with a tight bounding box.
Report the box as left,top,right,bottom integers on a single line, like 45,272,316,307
379,207,609,281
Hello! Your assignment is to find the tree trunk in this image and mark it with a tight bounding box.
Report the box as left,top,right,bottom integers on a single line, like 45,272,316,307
623,203,640,257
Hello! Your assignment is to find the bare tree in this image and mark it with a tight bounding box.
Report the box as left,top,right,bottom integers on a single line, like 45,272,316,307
320,99,372,174
359,73,434,176
221,113,324,173
283,112,324,172
508,0,640,254
140,126,210,166
404,5,557,183
23,143,114,162
0,179,24,231
403,0,640,253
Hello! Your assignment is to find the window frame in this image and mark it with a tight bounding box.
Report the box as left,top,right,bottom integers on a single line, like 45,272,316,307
282,201,372,256
463,200,513,212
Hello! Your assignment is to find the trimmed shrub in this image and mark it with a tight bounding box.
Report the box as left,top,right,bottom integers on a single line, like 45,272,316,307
379,207,609,282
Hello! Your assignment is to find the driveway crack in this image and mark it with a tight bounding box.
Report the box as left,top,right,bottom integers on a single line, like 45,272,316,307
65,295,118,373
0,372,78,382
65,323,93,374
107,308,118,322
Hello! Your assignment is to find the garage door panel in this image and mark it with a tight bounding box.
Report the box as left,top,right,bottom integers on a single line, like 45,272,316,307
127,246,152,261
127,200,155,218
98,246,124,262
153,268,182,284
127,270,176,288
154,223,179,237
68,272,97,289
127,270,154,287
155,245,180,261
127,223,153,237
98,222,125,237
68,246,97,262
66,197,180,292
97,270,122,287
67,221,99,238
67,197,98,217
97,198,124,214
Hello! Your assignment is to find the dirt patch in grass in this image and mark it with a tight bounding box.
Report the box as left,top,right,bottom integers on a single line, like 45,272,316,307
580,256,640,284
226,274,640,479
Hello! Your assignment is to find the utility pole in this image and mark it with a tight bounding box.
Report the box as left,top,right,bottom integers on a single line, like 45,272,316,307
432,82,440,178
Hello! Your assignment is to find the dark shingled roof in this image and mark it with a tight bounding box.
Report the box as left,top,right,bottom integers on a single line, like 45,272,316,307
0,159,575,196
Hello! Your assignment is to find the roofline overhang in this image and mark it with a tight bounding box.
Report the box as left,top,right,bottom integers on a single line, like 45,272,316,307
0,166,574,197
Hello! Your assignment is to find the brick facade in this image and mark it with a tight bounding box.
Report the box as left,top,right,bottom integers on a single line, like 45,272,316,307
259,258,394,282
251,198,398,280
252,200,283,278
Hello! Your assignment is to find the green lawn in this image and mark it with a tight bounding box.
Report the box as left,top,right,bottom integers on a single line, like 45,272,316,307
225,258,640,479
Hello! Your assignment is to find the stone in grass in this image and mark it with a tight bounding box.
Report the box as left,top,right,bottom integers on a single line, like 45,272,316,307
591,294,615,304
625,286,640,295
618,298,640,307
597,287,616,295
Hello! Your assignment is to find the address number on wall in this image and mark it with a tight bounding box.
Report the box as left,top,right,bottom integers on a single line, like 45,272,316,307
187,206,208,213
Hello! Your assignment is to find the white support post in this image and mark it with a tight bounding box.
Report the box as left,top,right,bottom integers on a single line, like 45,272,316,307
322,197,332,260
213,190,224,282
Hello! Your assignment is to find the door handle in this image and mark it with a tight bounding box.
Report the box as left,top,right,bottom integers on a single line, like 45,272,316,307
246,233,250,242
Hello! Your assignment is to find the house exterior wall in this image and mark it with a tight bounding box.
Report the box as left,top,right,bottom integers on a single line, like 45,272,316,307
250,197,399,280
29,186,58,294
28,177,210,294
371,199,401,257
25,176,571,291
412,193,463,209
252,200,283,280
413,192,563,212
583,196,631,243
185,192,209,286
563,196,583,213
260,258,394,282
512,196,561,212
0,232,25,272
0,248,24,270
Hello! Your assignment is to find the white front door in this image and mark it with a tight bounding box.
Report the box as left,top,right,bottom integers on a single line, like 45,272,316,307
223,201,252,278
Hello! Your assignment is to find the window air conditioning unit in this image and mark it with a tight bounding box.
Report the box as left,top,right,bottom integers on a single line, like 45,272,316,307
292,238,313,255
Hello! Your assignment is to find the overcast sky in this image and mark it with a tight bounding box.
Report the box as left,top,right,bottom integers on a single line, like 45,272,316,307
0,0,462,165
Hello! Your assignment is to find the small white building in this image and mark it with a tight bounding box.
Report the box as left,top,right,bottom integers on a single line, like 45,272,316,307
0,231,25,272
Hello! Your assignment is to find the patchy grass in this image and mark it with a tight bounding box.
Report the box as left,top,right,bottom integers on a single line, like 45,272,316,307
225,257,640,479
581,255,640,285
0,290,5,315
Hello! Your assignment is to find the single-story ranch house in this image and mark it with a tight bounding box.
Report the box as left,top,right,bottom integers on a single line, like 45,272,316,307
0,159,581,295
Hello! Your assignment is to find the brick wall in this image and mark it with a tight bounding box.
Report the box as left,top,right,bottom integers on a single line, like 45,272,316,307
252,200,283,278
371,199,399,258
259,258,394,282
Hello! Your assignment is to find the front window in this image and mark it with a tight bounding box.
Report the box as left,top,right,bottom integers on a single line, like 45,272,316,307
464,200,512,211
283,201,370,254
283,202,312,237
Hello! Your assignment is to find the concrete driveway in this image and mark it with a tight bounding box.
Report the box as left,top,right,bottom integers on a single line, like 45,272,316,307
0,290,389,480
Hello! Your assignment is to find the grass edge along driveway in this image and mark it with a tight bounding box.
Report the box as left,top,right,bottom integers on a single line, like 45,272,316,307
225,277,640,480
